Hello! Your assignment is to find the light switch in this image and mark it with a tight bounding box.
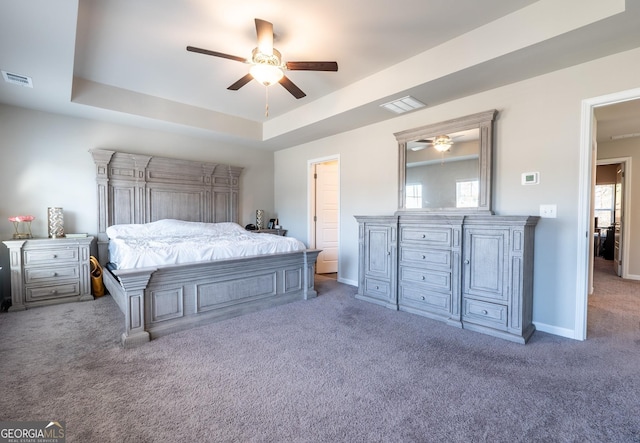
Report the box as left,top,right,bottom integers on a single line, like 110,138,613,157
540,204,557,218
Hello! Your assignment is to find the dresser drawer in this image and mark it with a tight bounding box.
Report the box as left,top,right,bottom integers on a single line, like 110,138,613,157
400,226,452,247
24,264,80,284
24,247,79,265
463,298,507,329
26,282,80,302
399,266,451,292
400,247,451,269
399,285,450,312
363,277,391,300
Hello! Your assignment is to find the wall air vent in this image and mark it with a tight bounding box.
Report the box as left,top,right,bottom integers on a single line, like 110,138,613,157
380,96,426,114
2,70,33,88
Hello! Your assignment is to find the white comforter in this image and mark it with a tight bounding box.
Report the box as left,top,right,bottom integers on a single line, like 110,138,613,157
106,219,306,269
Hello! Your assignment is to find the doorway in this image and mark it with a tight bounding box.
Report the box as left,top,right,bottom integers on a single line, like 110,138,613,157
308,156,340,277
577,87,640,340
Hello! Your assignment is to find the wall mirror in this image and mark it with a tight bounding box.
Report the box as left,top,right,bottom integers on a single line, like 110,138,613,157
395,110,497,212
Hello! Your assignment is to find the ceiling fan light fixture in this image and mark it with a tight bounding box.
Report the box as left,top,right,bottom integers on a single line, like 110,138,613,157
433,135,453,152
249,63,284,86
250,47,284,86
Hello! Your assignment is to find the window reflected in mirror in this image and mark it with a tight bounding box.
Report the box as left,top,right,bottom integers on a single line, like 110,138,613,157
405,128,480,209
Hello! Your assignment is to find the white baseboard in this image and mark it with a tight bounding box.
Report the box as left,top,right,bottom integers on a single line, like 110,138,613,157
337,277,358,287
623,273,640,281
533,322,579,340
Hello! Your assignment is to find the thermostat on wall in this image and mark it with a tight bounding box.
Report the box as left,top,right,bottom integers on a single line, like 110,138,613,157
521,171,539,185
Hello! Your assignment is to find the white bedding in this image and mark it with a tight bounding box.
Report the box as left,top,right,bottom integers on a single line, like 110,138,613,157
106,219,307,269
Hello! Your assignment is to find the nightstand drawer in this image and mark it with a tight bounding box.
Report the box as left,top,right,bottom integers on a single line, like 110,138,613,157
3,237,94,310
24,247,79,265
24,264,80,284
463,298,507,329
26,282,80,301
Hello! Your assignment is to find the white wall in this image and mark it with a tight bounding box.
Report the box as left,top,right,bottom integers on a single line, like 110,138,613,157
0,105,275,300
274,46,640,338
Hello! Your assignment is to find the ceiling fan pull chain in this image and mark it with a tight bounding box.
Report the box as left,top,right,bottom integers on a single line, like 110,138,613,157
265,86,269,117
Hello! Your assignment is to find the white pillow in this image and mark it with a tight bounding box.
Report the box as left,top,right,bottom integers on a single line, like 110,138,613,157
106,219,246,239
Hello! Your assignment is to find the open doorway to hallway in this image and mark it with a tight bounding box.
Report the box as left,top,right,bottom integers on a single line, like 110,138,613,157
581,95,640,340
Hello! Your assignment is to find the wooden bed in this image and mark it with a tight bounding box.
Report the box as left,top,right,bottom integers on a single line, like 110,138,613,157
91,149,320,347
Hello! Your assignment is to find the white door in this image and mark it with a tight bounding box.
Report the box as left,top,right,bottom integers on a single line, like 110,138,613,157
314,160,339,274
614,163,624,276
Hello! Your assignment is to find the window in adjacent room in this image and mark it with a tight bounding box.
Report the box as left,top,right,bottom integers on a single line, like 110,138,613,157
456,179,479,208
594,184,615,227
406,183,422,208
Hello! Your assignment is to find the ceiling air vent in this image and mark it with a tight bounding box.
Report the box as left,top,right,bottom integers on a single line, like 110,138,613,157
380,96,426,114
2,70,33,88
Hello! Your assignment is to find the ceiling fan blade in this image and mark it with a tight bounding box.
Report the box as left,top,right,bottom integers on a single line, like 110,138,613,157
227,73,254,91
279,76,306,99
186,46,247,63
416,139,434,144
285,61,338,72
255,18,274,55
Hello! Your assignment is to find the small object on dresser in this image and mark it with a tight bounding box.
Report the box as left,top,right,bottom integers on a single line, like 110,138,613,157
47,207,64,238
8,215,34,239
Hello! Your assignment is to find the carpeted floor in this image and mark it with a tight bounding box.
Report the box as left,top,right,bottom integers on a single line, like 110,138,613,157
0,269,639,442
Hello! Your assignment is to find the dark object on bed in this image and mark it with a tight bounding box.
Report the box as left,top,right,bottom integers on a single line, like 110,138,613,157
91,149,320,347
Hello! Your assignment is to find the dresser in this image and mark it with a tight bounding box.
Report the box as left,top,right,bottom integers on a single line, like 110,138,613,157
3,237,94,311
355,214,538,343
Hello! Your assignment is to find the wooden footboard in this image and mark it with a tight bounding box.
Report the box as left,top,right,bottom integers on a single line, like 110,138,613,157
104,250,320,347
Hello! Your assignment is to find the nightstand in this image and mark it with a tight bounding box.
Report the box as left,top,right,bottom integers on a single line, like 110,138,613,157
2,237,94,311
254,228,287,236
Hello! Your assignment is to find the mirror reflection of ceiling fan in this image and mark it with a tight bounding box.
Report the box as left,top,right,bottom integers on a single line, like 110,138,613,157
411,135,458,152
186,18,338,100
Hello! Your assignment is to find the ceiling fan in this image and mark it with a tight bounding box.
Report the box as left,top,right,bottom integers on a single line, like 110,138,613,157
411,135,456,152
187,18,338,100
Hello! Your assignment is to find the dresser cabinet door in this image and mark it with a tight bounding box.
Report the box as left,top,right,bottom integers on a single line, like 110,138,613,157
363,224,393,281
462,228,509,302
362,224,395,304
355,216,398,309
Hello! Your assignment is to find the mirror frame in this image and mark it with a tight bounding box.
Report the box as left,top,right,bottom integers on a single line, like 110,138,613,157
395,109,497,213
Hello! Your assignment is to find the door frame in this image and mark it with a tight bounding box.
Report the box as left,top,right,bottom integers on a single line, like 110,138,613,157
576,87,640,340
307,155,340,272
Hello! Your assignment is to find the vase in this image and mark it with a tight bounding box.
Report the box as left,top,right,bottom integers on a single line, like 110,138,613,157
256,209,264,230
48,207,64,238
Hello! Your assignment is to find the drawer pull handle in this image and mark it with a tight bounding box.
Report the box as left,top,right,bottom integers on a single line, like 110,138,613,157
375,285,379,290
52,272,58,277
422,234,426,238
464,259,470,264
52,254,58,258
422,255,426,259
50,290,58,295
421,276,425,280
421,296,425,301
481,310,488,315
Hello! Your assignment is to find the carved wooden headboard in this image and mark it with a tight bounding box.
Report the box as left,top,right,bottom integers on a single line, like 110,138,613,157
91,149,243,264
